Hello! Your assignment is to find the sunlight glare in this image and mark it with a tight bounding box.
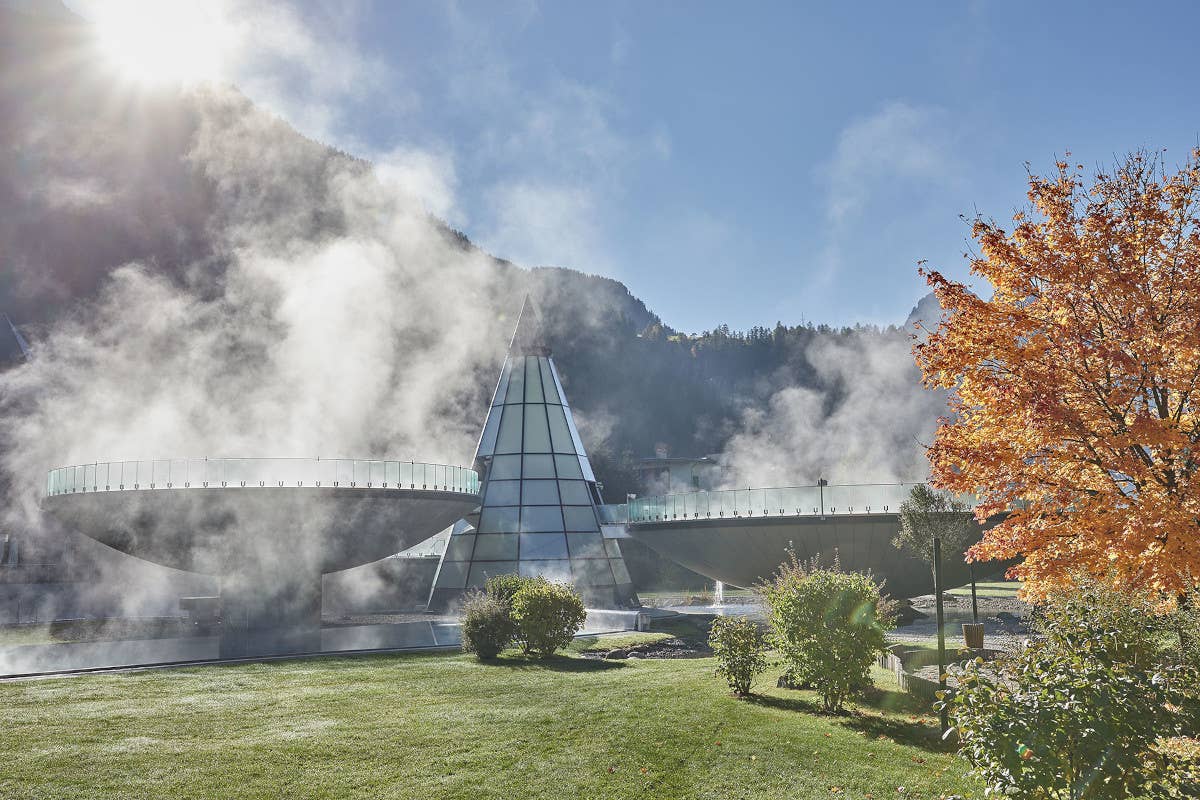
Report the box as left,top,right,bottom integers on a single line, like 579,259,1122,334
91,0,233,86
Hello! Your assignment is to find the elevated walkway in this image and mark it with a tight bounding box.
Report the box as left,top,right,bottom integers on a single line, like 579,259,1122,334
601,484,998,598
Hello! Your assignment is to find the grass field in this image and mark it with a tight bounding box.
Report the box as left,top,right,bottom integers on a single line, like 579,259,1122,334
0,642,981,799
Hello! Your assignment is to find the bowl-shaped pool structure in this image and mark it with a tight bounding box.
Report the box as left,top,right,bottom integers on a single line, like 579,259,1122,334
44,458,480,657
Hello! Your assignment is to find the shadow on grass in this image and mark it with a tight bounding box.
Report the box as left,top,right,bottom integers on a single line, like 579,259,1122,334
747,689,953,753
482,653,627,672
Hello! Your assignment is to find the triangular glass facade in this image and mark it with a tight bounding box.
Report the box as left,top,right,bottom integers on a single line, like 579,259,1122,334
430,300,638,609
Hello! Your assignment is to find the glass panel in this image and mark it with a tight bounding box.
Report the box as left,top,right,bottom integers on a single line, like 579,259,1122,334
444,535,475,561
84,463,96,491
553,455,583,479
573,559,615,585
524,356,544,403
522,405,551,453
519,560,571,581
385,461,400,486
546,405,574,454
495,405,523,454
519,480,557,505
566,531,606,558
488,455,521,481
562,506,599,531
505,358,524,404
603,539,622,558
138,460,153,488
468,562,518,588
557,480,591,505
519,532,568,559
477,409,502,457
369,461,385,486
484,480,521,506
520,506,564,532
473,533,519,561
521,454,555,478
478,507,520,533
121,461,137,488
435,561,469,589
610,558,632,585
491,359,512,406
539,358,559,404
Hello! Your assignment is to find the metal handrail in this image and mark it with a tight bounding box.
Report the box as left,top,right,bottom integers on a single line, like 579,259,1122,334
626,483,978,523
45,457,480,497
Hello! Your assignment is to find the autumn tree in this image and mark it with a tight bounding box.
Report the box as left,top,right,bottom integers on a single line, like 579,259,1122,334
915,150,1200,601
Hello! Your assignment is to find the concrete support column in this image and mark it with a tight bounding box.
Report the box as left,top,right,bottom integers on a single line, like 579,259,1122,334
218,562,322,658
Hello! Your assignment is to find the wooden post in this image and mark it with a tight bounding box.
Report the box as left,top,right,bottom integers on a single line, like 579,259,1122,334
934,535,948,735
970,562,979,623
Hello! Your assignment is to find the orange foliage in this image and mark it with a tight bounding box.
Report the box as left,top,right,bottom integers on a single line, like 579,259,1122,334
915,150,1200,600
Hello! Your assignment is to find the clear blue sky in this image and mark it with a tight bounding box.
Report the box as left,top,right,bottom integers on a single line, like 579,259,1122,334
72,0,1200,332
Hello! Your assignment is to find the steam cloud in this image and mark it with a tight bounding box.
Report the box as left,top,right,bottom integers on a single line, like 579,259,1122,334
718,329,945,488
0,80,540,649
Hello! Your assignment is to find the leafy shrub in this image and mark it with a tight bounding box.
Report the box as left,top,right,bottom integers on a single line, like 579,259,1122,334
708,615,767,696
941,580,1199,799
944,642,1193,798
1036,575,1171,666
1150,736,1200,799
760,552,894,712
510,578,587,658
485,573,533,608
1170,591,1200,671
460,591,515,660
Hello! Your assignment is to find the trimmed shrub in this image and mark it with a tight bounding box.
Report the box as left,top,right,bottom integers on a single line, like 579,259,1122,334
510,578,587,658
460,591,515,660
761,553,894,712
485,573,532,609
708,615,767,696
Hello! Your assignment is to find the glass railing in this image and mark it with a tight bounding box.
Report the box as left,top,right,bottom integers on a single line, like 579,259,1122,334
627,483,978,523
45,458,480,497
596,504,629,524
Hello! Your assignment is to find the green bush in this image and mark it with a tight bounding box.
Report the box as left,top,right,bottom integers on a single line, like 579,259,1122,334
1036,576,1171,667
510,578,587,658
941,580,1200,799
485,573,532,608
760,553,894,712
460,592,515,660
708,615,767,696
944,641,1193,799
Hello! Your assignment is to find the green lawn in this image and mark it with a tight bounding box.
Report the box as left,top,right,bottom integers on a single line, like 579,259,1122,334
0,623,57,647
946,580,1022,598
0,647,981,799
571,631,674,652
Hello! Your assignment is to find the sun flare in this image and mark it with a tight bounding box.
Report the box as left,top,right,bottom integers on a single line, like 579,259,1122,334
89,0,233,86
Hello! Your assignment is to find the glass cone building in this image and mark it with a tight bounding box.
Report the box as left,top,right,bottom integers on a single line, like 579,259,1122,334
429,299,638,610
